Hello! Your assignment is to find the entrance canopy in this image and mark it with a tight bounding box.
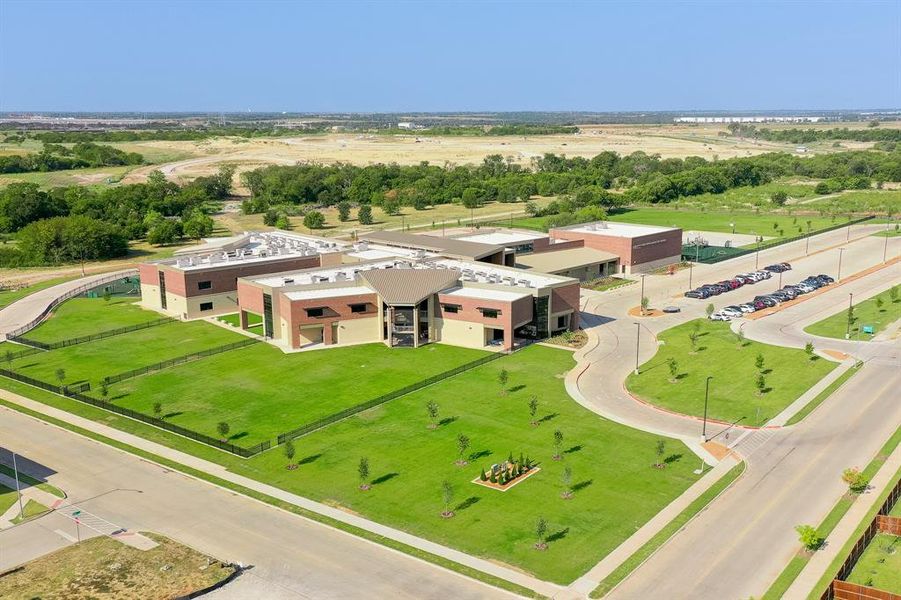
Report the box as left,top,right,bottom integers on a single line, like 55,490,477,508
360,269,460,305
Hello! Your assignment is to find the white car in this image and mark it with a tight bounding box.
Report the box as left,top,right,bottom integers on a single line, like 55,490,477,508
796,282,815,293
738,303,756,313
709,312,731,321
722,306,744,317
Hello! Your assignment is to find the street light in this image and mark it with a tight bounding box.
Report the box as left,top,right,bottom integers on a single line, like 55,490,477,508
755,239,761,270
730,222,735,234
846,292,853,339
837,247,845,281
777,270,783,291
805,223,812,256
688,259,694,290
639,273,647,315
884,220,891,263
702,376,713,442
634,322,641,375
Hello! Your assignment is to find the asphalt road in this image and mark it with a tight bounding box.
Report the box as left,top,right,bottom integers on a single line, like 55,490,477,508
0,410,512,600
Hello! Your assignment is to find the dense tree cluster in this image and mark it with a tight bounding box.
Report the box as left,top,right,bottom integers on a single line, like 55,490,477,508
726,124,901,144
22,127,329,144
0,166,231,266
0,142,143,174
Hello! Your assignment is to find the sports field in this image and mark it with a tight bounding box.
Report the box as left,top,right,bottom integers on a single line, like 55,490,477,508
626,320,836,425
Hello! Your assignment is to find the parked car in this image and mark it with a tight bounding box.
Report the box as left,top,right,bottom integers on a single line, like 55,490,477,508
735,275,755,285
753,299,768,310
779,287,799,299
738,303,756,313
756,270,773,279
780,262,792,271
763,264,785,273
722,306,744,317
755,296,777,307
816,274,835,284
685,290,705,299
770,291,791,302
663,306,681,313
709,312,731,321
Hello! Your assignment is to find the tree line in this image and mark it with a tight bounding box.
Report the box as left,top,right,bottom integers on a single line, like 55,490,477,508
14,127,329,144
0,166,230,267
0,142,144,174
727,123,901,144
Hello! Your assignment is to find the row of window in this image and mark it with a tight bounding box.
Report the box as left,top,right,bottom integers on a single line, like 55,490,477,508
440,304,500,319
305,303,369,318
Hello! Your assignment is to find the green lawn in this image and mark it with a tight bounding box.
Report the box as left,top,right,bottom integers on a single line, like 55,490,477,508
627,320,837,425
243,345,698,583
23,297,161,344
109,342,488,445
0,483,17,515
809,189,901,214
581,277,636,292
804,290,901,340
846,533,901,593
10,498,49,524
891,499,901,517
874,228,901,237
217,312,263,333
10,320,244,388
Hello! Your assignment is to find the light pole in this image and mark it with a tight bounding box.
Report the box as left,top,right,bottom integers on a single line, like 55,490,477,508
846,292,853,339
730,222,735,235
639,274,647,315
688,260,694,290
702,376,713,442
805,223,812,256
837,247,845,281
634,322,641,375
884,221,891,263
755,239,761,270
777,270,783,291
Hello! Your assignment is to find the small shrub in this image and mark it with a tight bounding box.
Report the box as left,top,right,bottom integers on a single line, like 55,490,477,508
795,524,823,551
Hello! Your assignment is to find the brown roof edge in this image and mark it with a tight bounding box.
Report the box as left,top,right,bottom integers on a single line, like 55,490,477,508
361,269,460,305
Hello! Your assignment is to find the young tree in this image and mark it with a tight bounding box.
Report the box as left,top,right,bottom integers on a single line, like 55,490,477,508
755,352,765,372
498,368,509,394
667,357,679,383
216,421,230,440
528,395,539,426
689,331,699,354
102,289,112,303
336,201,352,222
640,296,650,315
692,320,702,333
153,401,162,417
534,516,549,550
55,368,66,384
804,342,815,363
706,303,715,318
890,285,899,303
561,466,573,499
426,400,439,429
456,434,470,465
284,440,296,469
795,525,822,552
735,328,746,348
441,480,455,518
847,305,855,332
358,457,370,490
841,467,869,494
4,349,13,370
303,211,325,231
771,190,788,206
875,296,884,311
553,429,564,460
357,204,373,225
99,380,109,398
755,373,767,397
654,439,666,468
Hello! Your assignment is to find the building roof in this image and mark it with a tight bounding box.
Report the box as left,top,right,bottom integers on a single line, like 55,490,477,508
515,247,619,274
552,221,680,238
439,286,531,302
283,286,375,301
454,230,548,246
359,230,504,260
360,268,461,305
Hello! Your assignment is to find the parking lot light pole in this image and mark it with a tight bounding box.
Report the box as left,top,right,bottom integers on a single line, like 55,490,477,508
805,223,812,255
755,239,761,269
688,260,694,290
634,322,641,375
837,247,845,281
639,274,647,315
846,292,853,339
12,452,24,520
777,270,783,290
884,221,891,263
702,376,713,442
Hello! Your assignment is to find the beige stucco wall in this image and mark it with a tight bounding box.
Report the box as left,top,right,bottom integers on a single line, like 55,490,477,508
335,316,381,345
140,283,162,311
434,317,486,350
625,254,682,275
140,285,237,320
299,324,324,346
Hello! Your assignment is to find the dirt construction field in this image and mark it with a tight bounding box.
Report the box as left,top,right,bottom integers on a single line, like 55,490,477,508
119,123,815,188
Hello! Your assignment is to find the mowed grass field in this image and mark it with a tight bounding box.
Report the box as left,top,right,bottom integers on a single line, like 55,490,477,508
22,297,161,344
626,320,836,425
245,345,698,583
804,288,901,340
109,342,488,445
846,533,901,593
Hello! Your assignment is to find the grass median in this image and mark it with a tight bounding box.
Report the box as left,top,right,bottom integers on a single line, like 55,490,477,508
627,319,836,425
804,288,900,341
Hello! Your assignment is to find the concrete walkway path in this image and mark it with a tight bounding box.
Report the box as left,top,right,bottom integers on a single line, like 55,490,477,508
0,269,137,339
783,443,901,599
0,388,564,599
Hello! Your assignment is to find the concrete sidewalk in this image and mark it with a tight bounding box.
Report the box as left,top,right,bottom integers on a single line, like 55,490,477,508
783,444,901,599
0,389,564,599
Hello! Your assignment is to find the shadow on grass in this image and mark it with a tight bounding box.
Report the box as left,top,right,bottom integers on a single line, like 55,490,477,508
675,373,689,381
454,496,480,512
572,480,593,492
297,453,322,465
537,413,559,424
563,445,583,455
664,453,683,465
371,472,399,485
470,449,492,461
547,527,570,544
163,411,183,419
508,384,527,393
229,432,249,441
438,416,458,427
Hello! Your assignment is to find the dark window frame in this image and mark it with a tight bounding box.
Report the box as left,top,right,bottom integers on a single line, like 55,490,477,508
197,280,212,290
479,308,500,319
349,303,368,314
305,307,325,318
442,304,461,314
199,301,214,312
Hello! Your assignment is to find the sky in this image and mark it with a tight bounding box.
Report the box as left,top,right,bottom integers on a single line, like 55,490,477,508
1,0,899,113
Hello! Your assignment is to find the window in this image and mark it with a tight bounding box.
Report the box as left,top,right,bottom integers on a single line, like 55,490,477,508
306,307,324,318
480,308,499,319
350,303,368,314
557,315,568,329
198,281,212,290
442,304,461,314
199,302,214,312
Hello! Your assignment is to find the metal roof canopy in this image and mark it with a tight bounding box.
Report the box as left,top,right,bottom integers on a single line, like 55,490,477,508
361,268,461,305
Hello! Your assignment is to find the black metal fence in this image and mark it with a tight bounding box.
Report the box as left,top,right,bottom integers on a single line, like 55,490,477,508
4,270,138,340
276,352,504,445
103,338,260,385
0,368,91,394
0,346,45,362
683,215,875,264
12,317,175,350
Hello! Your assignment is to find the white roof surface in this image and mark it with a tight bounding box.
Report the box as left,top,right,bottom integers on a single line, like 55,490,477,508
562,221,679,238
455,231,547,246
440,286,531,302
284,286,374,301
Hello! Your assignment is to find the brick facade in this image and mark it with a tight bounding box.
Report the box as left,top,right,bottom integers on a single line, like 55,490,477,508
549,228,681,270
285,292,379,347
